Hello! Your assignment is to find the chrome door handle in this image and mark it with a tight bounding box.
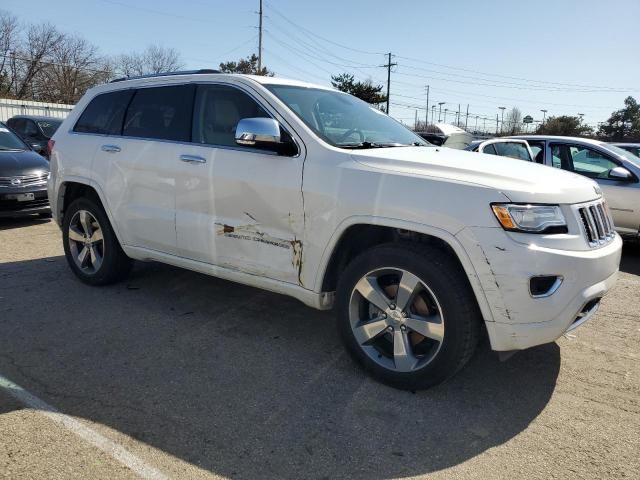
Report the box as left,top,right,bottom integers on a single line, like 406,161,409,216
180,154,206,164
101,144,121,153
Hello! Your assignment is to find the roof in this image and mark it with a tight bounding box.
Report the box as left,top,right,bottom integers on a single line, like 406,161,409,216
508,135,604,146
9,115,64,122
611,142,640,147
102,71,333,92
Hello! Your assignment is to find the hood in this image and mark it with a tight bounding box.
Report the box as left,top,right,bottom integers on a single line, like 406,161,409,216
351,146,601,204
0,150,50,177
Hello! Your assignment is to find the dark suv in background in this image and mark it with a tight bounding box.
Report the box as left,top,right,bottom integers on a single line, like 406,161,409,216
6,115,63,159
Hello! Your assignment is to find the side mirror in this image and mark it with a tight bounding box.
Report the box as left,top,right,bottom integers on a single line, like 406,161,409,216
609,166,633,181
30,143,45,155
235,117,297,156
236,117,281,145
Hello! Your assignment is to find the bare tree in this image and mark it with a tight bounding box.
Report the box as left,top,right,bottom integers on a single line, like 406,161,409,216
36,35,111,103
503,107,522,135
115,45,184,77
13,22,64,98
0,12,20,96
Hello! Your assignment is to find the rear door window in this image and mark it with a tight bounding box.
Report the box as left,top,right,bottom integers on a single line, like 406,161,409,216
123,85,195,142
74,90,134,135
23,120,39,139
8,118,25,136
481,144,497,155
492,142,532,161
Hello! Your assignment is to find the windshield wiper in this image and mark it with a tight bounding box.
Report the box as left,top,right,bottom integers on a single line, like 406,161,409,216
340,141,410,149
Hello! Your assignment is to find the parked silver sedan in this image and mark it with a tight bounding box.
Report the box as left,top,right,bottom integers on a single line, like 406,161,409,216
510,135,640,237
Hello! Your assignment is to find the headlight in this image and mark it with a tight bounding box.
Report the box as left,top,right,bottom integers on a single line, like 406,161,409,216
491,204,567,233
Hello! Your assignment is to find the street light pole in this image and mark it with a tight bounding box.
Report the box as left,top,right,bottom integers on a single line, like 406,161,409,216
498,106,506,134
438,102,445,123
540,109,547,127
444,108,448,123
431,105,436,125
425,85,429,128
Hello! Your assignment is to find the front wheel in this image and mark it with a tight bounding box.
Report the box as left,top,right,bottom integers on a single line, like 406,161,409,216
336,242,482,390
62,197,132,285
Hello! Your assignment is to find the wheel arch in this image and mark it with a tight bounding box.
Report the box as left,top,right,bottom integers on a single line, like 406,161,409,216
314,216,494,323
57,178,125,246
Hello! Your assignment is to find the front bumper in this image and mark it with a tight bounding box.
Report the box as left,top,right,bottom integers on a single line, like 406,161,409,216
457,226,622,351
0,186,50,217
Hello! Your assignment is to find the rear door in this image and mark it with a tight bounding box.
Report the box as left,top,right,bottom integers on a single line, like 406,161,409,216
89,84,195,254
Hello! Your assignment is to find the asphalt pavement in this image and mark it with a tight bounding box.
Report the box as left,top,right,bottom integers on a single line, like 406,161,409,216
1,218,638,479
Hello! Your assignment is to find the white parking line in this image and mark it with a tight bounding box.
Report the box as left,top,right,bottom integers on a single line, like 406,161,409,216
0,374,168,480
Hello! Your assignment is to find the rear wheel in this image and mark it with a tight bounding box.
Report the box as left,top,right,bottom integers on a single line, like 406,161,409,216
336,242,481,390
62,197,132,285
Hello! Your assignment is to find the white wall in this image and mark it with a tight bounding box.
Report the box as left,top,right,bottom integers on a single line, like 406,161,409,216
0,98,74,122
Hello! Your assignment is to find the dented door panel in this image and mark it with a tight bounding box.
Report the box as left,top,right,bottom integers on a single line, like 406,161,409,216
175,145,305,285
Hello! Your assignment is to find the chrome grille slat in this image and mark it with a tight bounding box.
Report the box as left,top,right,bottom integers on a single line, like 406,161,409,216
0,173,48,187
577,200,614,248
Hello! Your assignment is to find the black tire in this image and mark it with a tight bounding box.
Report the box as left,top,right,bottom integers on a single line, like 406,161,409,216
62,196,132,285
336,242,482,390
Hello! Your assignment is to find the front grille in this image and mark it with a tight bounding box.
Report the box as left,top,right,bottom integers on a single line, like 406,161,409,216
578,200,615,247
0,173,49,188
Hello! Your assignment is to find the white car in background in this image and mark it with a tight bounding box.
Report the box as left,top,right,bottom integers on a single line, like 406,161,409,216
48,71,621,390
512,136,640,238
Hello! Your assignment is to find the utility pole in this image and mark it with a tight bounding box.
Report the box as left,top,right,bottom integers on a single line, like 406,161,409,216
496,113,499,135
431,105,436,126
464,104,469,130
425,85,430,128
414,110,418,130
444,108,448,123
457,104,460,125
257,0,263,72
474,115,478,132
540,109,547,127
383,52,397,115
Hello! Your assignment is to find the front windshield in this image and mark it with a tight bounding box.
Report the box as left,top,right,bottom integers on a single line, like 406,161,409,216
37,119,62,138
265,85,429,148
604,144,640,165
0,124,27,151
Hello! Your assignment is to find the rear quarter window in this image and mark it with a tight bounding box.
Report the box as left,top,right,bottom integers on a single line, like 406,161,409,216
123,85,195,142
74,90,134,135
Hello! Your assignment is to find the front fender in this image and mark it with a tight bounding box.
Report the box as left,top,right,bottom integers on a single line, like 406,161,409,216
312,215,495,323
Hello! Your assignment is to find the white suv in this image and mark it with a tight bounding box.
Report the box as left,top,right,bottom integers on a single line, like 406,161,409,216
48,71,622,390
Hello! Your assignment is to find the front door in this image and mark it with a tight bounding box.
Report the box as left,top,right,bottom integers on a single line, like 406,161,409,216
549,142,639,232
175,83,305,285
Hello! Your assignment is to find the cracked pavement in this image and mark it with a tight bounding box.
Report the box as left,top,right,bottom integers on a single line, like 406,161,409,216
0,218,639,479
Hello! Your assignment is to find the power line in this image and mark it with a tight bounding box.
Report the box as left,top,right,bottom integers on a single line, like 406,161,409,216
395,55,635,92
264,1,385,56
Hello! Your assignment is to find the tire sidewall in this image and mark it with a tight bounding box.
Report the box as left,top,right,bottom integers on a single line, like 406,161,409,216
336,244,476,389
62,197,121,285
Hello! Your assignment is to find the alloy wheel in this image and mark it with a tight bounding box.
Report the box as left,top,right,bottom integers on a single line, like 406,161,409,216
68,210,104,274
348,267,445,373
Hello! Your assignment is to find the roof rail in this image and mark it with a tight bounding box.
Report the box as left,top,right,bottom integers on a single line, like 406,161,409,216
110,69,221,83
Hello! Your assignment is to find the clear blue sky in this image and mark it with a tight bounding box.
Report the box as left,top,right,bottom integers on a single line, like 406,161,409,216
3,0,639,128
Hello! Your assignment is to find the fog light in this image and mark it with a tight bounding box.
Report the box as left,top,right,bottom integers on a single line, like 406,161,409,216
529,275,563,298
